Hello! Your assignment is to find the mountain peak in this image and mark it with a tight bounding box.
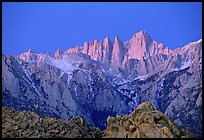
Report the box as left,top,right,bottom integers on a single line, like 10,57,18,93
104,36,110,42
196,38,202,44
132,30,149,39
114,36,123,44
90,39,99,45
139,29,147,34
54,48,62,57
27,49,33,54
188,38,202,45
103,37,113,46
114,36,120,41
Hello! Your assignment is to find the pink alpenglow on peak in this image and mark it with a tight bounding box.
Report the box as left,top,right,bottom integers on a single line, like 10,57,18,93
111,36,124,69
82,42,89,54
127,30,153,59
16,30,202,85
27,49,33,54
86,39,103,61
103,37,110,44
54,49,62,58
19,49,48,64
53,30,200,76
61,30,172,70
102,37,113,65
64,46,83,54
19,49,36,62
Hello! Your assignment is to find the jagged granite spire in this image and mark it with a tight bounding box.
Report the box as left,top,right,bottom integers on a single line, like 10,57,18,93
54,48,62,58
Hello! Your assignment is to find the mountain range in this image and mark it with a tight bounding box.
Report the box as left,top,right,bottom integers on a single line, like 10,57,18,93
2,30,202,137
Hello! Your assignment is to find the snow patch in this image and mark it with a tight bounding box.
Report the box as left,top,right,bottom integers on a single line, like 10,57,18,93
193,39,202,44
67,74,73,85
17,59,23,65
197,39,202,44
134,74,149,80
45,56,76,74
180,61,192,70
59,71,65,78
199,58,202,63
171,61,192,71
23,68,42,97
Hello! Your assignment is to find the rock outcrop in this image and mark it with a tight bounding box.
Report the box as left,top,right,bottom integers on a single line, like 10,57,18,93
103,102,195,138
2,102,195,138
2,107,101,138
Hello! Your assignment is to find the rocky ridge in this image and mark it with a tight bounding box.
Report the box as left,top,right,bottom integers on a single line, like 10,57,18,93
2,102,195,138
103,102,195,138
64,30,172,77
2,107,101,138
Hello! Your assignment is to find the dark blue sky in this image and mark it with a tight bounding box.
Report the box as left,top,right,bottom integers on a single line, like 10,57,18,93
2,2,202,55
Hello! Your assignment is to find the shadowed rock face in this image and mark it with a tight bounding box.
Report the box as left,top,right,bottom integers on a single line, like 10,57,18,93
2,102,195,138
103,102,195,138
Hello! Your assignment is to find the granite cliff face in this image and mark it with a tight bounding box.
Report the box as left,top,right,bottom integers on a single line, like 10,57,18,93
2,30,202,137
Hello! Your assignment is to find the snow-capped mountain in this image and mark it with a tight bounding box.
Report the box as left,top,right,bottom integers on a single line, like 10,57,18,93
2,30,202,137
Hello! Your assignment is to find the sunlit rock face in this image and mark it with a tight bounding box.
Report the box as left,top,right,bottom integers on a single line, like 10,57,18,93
64,46,83,54
54,48,62,58
110,36,125,70
2,30,202,137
